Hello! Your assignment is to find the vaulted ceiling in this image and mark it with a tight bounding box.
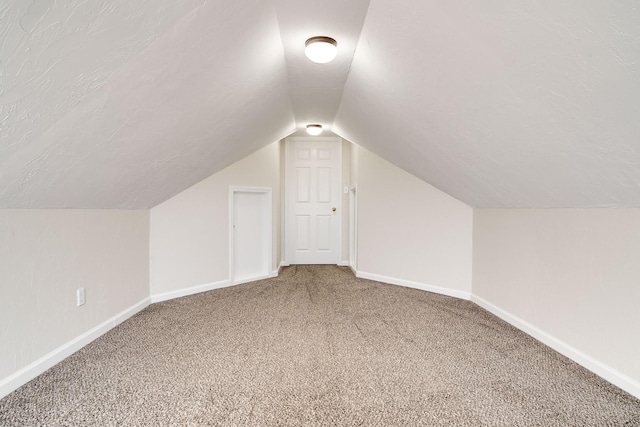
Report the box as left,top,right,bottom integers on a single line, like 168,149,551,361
1,0,639,209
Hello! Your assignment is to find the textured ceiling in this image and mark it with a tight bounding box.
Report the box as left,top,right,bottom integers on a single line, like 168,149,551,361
274,0,369,130
0,0,296,208
1,0,639,209
335,1,640,208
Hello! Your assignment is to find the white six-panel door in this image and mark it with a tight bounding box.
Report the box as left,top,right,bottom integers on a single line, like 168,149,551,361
285,137,341,264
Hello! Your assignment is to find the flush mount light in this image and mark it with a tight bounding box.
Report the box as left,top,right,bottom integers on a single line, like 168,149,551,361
304,36,337,63
306,124,323,135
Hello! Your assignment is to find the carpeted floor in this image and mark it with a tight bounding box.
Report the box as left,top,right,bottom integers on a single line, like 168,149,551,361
1,265,639,426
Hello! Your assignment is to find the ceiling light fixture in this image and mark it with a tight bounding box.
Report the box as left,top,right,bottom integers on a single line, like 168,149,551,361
304,36,337,63
306,124,323,135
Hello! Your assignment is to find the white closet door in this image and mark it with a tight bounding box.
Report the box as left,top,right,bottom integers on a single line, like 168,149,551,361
232,189,271,282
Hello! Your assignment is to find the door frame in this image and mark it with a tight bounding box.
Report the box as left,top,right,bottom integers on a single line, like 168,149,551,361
349,185,358,274
229,186,272,285
284,136,342,265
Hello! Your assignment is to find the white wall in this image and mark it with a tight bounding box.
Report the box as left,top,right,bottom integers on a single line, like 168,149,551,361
0,209,149,389
3,143,638,402
150,142,281,297
473,209,640,396
352,146,473,298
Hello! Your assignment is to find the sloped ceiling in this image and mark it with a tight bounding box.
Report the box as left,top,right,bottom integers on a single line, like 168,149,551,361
1,0,639,209
0,0,296,208
336,1,640,208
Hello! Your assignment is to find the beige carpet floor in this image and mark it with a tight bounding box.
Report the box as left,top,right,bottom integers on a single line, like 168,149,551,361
1,265,639,426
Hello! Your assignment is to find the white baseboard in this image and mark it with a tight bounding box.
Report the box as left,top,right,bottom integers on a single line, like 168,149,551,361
0,297,151,400
472,294,640,399
356,270,471,300
151,279,231,303
231,272,278,287
348,264,357,275
277,262,286,274
151,270,282,304
337,261,350,267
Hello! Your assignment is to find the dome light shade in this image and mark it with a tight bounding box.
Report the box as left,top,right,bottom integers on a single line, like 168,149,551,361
304,37,337,63
306,124,323,135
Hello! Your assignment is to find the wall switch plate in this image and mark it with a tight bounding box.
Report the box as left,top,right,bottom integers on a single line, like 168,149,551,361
76,288,85,307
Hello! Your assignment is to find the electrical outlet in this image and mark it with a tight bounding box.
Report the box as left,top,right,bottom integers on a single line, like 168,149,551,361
76,288,85,307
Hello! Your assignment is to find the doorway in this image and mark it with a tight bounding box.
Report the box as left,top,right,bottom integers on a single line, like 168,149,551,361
229,187,272,284
285,137,342,264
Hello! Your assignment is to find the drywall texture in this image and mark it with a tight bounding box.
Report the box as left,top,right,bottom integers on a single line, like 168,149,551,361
0,209,149,380
473,209,640,383
336,1,640,208
354,146,473,293
150,142,281,295
0,0,294,209
4,0,639,210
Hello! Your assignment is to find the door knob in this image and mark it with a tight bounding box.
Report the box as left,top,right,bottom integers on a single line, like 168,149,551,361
332,207,337,212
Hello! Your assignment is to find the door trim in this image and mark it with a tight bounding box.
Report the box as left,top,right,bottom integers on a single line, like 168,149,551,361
284,136,342,265
229,186,272,284
349,185,358,274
